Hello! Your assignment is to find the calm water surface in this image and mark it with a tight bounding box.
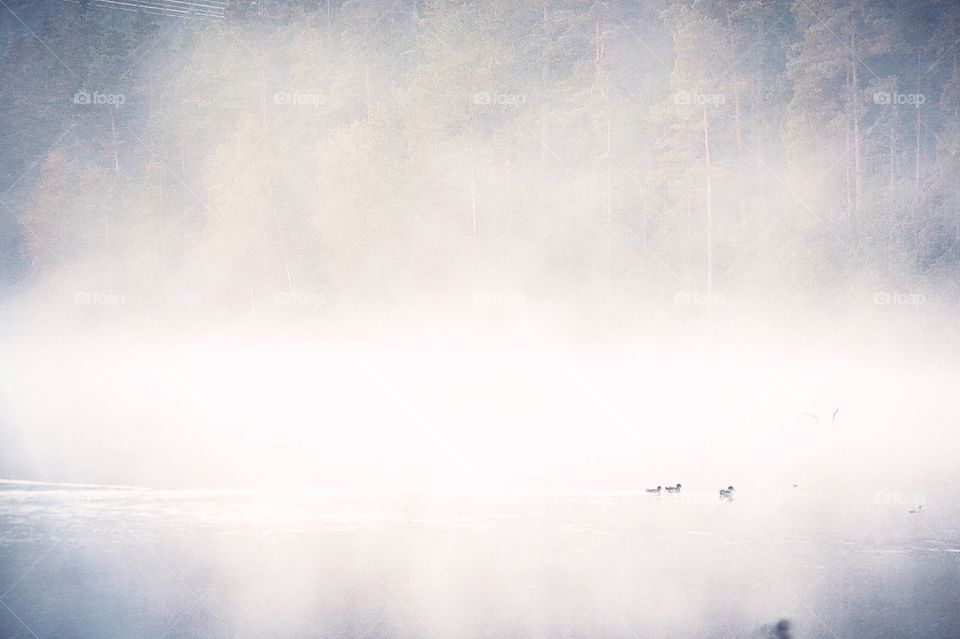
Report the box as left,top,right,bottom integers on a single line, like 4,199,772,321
0,486,957,638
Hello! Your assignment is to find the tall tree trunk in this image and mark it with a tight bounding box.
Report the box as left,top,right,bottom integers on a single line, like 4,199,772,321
594,7,613,293
889,125,895,189
845,112,852,218
469,137,478,240
259,68,267,132
605,113,612,226
850,29,861,213
726,10,744,225
753,13,764,180
539,0,548,170
109,106,120,177
915,54,922,188
158,172,166,262
595,14,602,69
703,104,713,330
106,106,119,285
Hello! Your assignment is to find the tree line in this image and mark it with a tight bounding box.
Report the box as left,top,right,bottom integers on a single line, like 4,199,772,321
1,0,958,319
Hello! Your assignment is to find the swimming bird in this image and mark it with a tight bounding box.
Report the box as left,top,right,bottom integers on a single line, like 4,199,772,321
719,485,735,498
645,486,662,494
909,504,923,514
664,483,682,493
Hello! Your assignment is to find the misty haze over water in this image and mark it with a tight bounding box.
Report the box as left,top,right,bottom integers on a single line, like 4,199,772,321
1,0,959,637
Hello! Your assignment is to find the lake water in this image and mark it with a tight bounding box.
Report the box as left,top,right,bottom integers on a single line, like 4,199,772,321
0,486,957,638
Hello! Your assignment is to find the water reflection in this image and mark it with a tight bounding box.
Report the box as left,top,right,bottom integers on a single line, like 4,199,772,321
0,487,957,638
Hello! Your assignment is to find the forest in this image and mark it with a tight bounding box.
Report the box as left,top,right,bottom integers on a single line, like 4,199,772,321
1,0,958,331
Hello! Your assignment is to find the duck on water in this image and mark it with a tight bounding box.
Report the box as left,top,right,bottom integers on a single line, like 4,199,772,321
643,483,736,496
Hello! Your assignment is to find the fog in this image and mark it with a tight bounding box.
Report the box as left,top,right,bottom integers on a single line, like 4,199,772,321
1,0,959,637
1,0,958,491
3,328,960,493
